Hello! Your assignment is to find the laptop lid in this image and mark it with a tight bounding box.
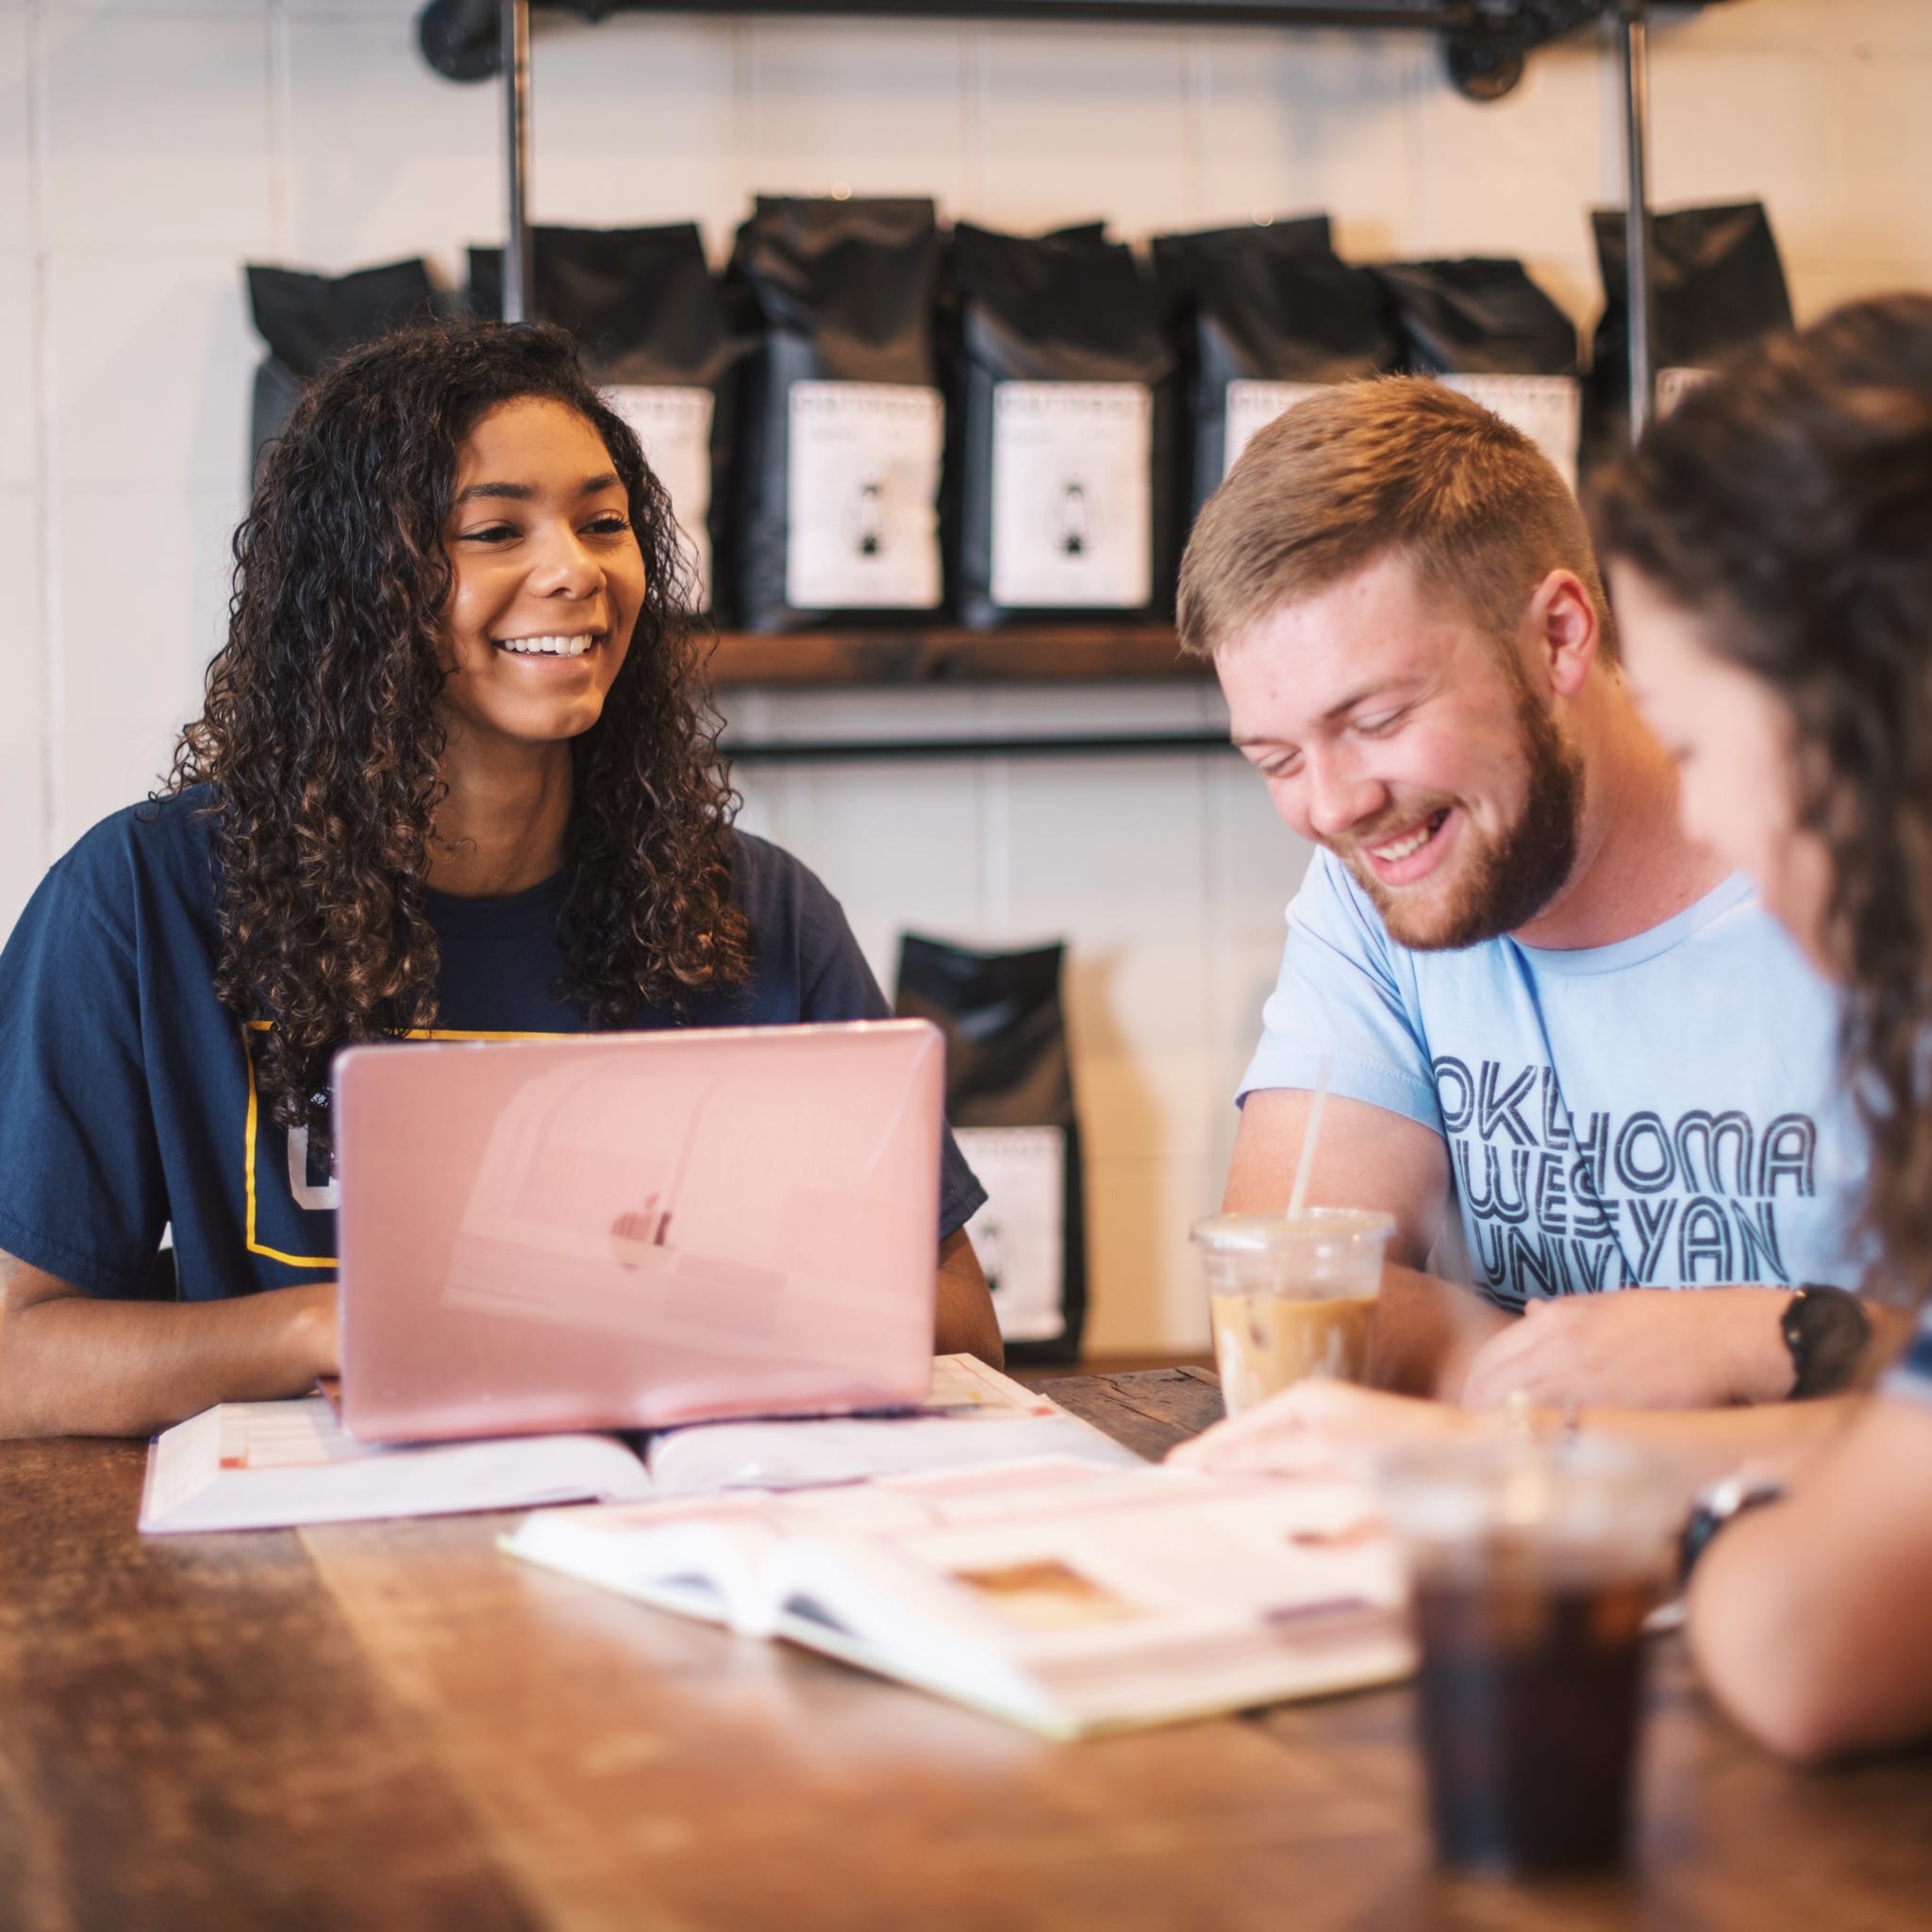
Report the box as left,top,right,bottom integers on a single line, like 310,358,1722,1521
334,1020,942,1441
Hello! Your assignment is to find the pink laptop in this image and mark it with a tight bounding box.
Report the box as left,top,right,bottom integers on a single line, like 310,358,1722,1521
332,1020,943,1442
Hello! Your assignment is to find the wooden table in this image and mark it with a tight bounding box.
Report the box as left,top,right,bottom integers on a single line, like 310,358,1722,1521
3,1368,1928,1931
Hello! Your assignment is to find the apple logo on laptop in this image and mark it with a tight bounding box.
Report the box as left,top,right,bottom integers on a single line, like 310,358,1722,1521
610,1194,675,1270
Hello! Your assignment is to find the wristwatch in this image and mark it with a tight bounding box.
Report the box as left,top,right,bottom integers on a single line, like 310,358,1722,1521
1678,1475,1788,1586
1781,1283,1873,1400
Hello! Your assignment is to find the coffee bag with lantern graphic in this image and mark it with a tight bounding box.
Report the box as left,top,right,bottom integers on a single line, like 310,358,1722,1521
468,223,741,615
1374,258,1582,491
948,222,1177,627
724,196,946,630
1152,216,1400,523
1586,201,1792,464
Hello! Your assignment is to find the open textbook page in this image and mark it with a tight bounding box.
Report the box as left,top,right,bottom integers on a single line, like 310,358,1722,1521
138,1358,1129,1532
504,1457,1413,1738
641,1353,1139,1493
139,1397,655,1534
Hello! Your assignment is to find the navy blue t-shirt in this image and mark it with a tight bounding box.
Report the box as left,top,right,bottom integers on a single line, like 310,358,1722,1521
0,789,984,1301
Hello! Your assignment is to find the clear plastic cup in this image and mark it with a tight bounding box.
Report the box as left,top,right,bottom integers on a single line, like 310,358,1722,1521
1376,1436,1685,1876
1191,1208,1394,1417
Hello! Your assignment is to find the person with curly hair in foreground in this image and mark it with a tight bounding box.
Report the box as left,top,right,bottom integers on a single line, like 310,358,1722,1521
0,322,999,1438
1598,293,1932,1761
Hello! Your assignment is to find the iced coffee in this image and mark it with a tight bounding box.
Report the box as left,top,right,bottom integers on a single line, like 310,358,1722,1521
1378,1438,1685,1876
1191,1209,1394,1417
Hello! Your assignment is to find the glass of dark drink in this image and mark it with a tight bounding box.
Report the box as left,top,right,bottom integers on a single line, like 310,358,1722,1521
1378,1437,1683,1877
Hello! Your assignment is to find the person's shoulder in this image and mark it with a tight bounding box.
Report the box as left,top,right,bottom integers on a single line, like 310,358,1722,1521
1707,875,1807,949
1,789,217,987
1297,846,1411,967
43,787,217,913
723,828,882,1018
1645,873,1822,984
729,827,842,926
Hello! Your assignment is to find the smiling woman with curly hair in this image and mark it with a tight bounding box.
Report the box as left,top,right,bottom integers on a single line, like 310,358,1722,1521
0,322,996,1438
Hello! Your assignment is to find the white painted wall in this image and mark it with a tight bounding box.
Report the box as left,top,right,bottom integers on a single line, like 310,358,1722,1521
3,0,1928,1348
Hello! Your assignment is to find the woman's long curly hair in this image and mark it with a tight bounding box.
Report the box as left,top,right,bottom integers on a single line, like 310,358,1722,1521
1593,293,1932,1307
168,319,750,1138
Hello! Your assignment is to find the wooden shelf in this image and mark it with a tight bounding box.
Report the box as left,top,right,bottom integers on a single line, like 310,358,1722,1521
704,624,1208,689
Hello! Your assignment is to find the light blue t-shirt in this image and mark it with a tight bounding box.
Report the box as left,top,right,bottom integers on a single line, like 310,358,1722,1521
1239,851,1865,1311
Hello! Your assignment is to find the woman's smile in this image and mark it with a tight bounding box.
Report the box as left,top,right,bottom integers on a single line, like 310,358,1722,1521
492,629,605,658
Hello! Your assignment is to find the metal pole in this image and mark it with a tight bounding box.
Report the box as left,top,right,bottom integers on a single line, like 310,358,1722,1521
501,0,533,323
1619,0,1655,441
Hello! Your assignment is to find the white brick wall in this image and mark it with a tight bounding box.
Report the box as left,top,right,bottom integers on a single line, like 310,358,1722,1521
1,0,1925,1348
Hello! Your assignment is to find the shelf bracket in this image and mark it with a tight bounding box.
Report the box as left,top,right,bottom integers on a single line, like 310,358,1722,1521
417,4,1718,104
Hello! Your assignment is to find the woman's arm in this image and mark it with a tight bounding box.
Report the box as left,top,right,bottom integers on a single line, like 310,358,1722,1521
0,1248,339,1440
1688,1391,1932,1763
934,1228,1003,1369
1170,1374,1857,1493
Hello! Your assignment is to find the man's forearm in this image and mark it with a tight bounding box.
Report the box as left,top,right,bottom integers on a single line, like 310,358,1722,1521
0,1283,338,1440
1368,1263,1511,1398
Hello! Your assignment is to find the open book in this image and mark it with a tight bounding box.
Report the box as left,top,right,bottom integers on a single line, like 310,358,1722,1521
503,1457,1412,1738
137,1356,1135,1534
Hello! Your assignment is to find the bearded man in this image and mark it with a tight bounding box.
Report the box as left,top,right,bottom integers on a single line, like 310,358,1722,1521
1183,379,1870,1410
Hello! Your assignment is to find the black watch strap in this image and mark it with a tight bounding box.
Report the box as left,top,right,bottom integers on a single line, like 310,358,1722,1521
1781,1283,1873,1400
1679,1476,1788,1586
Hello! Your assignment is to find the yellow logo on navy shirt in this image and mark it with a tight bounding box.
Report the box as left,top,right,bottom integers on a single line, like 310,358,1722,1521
241,1022,559,1270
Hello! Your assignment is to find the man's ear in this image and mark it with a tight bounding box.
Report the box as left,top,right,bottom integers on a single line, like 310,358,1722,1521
1529,569,1600,700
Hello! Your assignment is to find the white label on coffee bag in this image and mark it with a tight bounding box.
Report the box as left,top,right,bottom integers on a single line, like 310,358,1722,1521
606,385,715,608
956,1125,1067,1344
1440,373,1582,494
1224,379,1324,478
785,381,943,612
1657,366,1716,418
990,381,1152,609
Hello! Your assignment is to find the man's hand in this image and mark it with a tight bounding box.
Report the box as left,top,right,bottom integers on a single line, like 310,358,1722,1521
1168,1377,1483,1478
1457,1287,1797,1413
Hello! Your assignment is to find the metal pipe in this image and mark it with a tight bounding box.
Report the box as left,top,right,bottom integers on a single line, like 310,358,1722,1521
502,0,533,323
1619,0,1655,441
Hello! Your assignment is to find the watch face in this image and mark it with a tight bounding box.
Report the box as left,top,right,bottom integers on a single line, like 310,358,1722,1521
1785,1286,1873,1399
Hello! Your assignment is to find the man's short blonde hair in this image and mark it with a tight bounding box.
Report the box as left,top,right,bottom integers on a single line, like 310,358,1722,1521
1176,376,1616,667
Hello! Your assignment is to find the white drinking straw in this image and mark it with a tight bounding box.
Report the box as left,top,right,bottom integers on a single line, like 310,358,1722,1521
1284,1048,1334,1223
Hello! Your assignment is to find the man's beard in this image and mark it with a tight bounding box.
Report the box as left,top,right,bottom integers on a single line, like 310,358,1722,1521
1340,691,1584,952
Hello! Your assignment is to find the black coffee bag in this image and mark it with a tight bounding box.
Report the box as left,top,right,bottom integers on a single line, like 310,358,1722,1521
724,196,946,632
1374,257,1582,491
468,224,741,614
1153,218,1399,519
1587,201,1792,460
948,222,1177,628
894,933,1087,1363
244,258,439,481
